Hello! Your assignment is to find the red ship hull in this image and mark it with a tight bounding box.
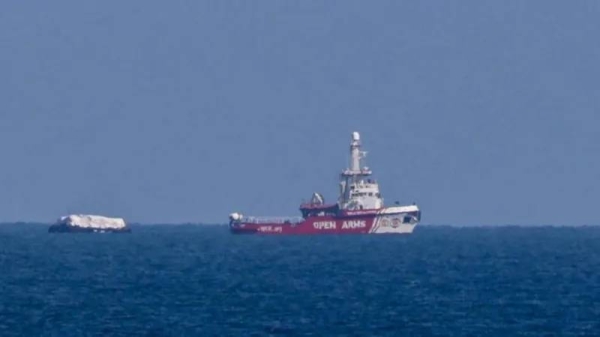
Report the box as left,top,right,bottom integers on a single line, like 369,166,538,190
228,132,421,235
229,207,420,235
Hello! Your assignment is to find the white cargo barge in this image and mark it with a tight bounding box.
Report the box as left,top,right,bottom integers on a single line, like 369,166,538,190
48,214,131,233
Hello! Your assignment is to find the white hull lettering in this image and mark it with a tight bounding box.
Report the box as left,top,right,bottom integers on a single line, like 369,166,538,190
258,226,282,233
313,221,336,230
341,220,366,229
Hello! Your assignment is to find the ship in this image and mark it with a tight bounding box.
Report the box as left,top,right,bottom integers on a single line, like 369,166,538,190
228,132,421,234
48,214,131,233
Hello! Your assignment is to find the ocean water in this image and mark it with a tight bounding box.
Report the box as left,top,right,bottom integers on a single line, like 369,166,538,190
1,224,599,336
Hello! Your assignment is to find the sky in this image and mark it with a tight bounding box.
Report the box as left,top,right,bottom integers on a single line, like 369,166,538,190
1,1,599,225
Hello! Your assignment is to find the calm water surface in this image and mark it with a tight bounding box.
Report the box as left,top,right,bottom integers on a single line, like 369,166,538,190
1,224,599,336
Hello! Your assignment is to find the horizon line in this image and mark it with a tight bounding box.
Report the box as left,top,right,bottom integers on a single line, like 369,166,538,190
1,222,599,228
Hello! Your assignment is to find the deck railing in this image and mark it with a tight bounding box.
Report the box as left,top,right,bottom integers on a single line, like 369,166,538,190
241,216,305,224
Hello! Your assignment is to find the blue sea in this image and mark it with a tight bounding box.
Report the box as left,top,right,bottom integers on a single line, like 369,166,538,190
1,224,599,336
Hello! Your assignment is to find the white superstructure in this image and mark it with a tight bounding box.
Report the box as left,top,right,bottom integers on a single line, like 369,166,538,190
338,132,384,210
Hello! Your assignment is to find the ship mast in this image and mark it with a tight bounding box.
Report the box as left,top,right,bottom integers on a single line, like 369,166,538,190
338,132,373,207
349,131,368,175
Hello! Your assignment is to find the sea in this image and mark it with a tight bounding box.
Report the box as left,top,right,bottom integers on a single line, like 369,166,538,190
1,223,599,337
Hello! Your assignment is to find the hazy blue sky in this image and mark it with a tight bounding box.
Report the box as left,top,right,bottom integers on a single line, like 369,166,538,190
1,1,599,225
